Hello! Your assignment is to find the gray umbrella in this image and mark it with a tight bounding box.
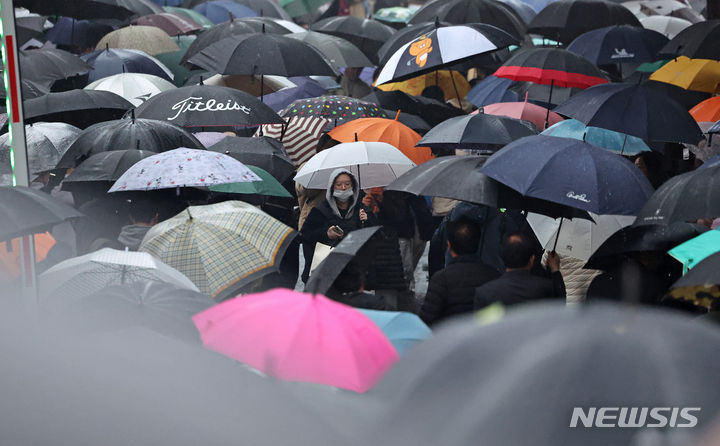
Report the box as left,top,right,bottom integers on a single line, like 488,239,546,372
286,31,373,70
0,122,81,177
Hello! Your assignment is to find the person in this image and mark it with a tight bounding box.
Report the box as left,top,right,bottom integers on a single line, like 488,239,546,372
419,219,500,325
327,261,387,310
117,200,159,251
474,231,566,310
341,67,373,99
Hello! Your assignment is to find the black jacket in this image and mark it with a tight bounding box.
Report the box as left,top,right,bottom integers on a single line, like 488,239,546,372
474,269,566,310
301,200,377,247
365,226,407,292
419,255,501,325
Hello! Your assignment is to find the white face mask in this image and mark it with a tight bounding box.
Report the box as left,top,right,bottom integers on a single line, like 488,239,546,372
333,188,353,202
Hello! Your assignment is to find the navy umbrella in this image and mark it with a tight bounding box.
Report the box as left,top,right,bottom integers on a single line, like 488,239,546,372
193,0,257,24
466,75,519,108
82,47,174,82
553,82,704,145
263,77,327,112
417,113,538,152
567,25,669,66
480,135,654,215
45,17,113,49
408,0,526,39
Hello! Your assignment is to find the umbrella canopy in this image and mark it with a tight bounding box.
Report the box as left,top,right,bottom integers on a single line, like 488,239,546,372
18,48,92,85
480,135,654,215
408,0,526,39
635,165,720,224
624,0,704,23
279,0,332,17
294,141,415,189
57,116,203,169
358,309,431,356
207,135,295,182
527,0,641,44
96,25,180,56
481,100,563,129
280,95,388,128
374,6,420,25
45,17,113,49
640,15,692,39
116,0,164,15
494,48,609,89
649,56,720,94
14,0,135,20
541,119,651,155
328,117,434,165
376,21,451,66
164,6,216,27
134,84,284,128
0,123,81,176
375,24,517,86
286,31,372,70
23,90,134,129
133,12,203,36
209,165,292,197
208,0,291,19
377,70,471,102
39,248,199,305
0,186,82,242
417,113,538,152
362,90,463,127
192,0,257,24
566,25,668,66
668,229,720,270
258,116,331,166
263,76,327,112
690,96,720,122
466,75,519,107
192,288,398,392
140,201,296,297
667,251,720,310
553,82,704,144
62,149,157,189
660,20,720,60
85,72,177,107
82,47,174,82
109,147,260,192
310,16,396,65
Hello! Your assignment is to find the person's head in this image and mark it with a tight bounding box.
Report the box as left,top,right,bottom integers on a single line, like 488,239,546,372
421,85,445,102
344,67,361,81
333,261,367,294
501,231,536,270
446,218,481,257
316,133,340,153
128,200,159,226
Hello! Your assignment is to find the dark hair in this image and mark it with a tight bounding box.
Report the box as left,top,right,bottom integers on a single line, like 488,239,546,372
447,218,481,256
501,231,535,269
333,261,366,294
421,85,445,102
128,200,158,224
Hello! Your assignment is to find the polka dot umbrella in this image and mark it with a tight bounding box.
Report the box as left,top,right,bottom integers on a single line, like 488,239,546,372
280,95,388,129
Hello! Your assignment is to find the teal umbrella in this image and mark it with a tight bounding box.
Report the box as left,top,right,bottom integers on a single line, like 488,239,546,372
163,6,215,28
279,0,331,18
155,35,204,87
357,309,431,355
209,165,292,197
373,6,420,24
668,229,720,272
541,119,651,155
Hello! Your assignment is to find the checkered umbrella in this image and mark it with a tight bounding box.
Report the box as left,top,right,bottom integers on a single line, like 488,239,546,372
139,201,296,299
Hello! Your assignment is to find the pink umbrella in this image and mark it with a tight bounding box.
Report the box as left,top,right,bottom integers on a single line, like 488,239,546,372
478,100,563,130
192,288,399,393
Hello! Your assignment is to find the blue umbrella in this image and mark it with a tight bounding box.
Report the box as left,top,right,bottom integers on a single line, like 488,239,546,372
46,17,113,49
82,48,174,82
480,135,655,215
709,120,720,134
193,0,257,24
263,76,326,112
466,75,519,108
567,25,669,66
358,309,431,355
541,119,651,155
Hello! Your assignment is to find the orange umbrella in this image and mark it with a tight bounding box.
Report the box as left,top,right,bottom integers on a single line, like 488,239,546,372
689,96,720,123
0,233,55,284
328,113,434,165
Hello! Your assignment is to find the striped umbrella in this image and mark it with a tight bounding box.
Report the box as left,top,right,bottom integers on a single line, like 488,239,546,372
258,116,330,166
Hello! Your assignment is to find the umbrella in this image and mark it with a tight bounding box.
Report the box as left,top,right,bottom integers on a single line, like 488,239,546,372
376,70,471,103
466,75,519,107
553,82,704,145
668,229,720,270
82,47,175,82
13,0,135,20
207,135,295,182
640,15,692,39
643,78,711,111
294,141,415,189
328,116,434,165
163,6,216,27
96,25,180,56
527,0,641,44
115,0,164,15
57,115,203,169
480,135,655,215
374,6,420,25
279,0,332,17
481,100,563,129
192,288,398,392
134,84,284,128
258,116,331,166
18,48,92,85
566,25,668,66
84,73,177,107
362,90,464,127
541,119,651,155
408,0,526,39
209,165,292,197
154,35,204,87
624,0,704,23
376,21,451,66
649,56,720,94
263,76,327,112
660,20,720,60
62,149,157,190
527,212,635,260
310,16,396,65
0,186,82,242
45,17,114,49
193,0,257,24
108,147,260,192
0,233,56,283
690,96,720,122
241,16,304,33
494,48,609,89
23,90,134,129
369,304,720,446
133,13,204,36
140,200,296,297
417,113,538,153
184,0,291,18
358,309,431,355
193,131,228,147
286,31,372,70
39,248,199,305
0,123,81,176
667,251,720,310
280,95,388,128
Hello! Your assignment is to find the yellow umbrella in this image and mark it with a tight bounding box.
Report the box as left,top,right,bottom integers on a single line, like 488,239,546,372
376,70,470,102
649,56,720,94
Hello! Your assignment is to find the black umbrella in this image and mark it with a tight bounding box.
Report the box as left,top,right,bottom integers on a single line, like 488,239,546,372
566,25,669,66
207,136,295,182
305,226,382,295
635,165,720,225
376,20,451,66
13,0,135,20
369,303,720,446
667,252,720,310
408,0,526,39
660,20,720,60
0,186,82,242
183,0,292,19
362,90,463,127
310,16,396,65
82,47,175,83
417,113,538,152
528,0,641,44
134,84,284,128
62,149,157,189
57,115,203,169
45,17,114,50
553,82,704,145
24,90,134,128
114,0,164,15
643,79,711,111
389,110,431,134
18,48,92,85
286,31,373,70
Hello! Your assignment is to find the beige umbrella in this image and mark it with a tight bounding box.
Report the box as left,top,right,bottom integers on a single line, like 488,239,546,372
96,25,179,56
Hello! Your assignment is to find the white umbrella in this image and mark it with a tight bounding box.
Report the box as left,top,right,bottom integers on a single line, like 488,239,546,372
108,147,261,192
39,248,198,306
293,141,415,189
527,213,636,261
639,16,692,39
624,0,704,22
85,73,176,107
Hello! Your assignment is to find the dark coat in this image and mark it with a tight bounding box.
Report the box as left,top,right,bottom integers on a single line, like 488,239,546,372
326,289,387,311
365,226,407,292
419,255,501,325
474,269,566,310
301,200,377,247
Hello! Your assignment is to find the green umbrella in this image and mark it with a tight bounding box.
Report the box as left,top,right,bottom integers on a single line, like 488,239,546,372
155,35,204,87
279,0,331,18
668,229,720,272
210,165,292,197
636,59,669,73
163,6,215,28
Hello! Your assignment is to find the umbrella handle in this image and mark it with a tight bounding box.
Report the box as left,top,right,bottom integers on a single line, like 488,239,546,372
544,80,554,130
551,216,563,254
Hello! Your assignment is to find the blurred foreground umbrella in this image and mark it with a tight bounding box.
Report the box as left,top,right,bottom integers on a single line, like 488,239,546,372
310,16,395,65
18,48,92,85
541,119,651,155
0,123,81,177
0,186,82,242
358,309,431,356
140,201,296,298
668,229,720,270
193,288,398,392
209,165,292,197
667,252,720,310
82,47,175,82
207,136,295,182
649,56,720,94
258,116,330,166
23,90,134,128
85,72,177,106
193,0,258,24
0,233,55,284
13,0,135,20
133,12,203,35
660,20,720,60
96,25,180,56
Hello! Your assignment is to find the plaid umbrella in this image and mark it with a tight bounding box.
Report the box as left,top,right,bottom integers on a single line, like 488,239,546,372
140,200,296,298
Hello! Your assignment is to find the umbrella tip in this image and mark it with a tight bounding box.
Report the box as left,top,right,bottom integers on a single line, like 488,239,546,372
131,109,135,122
354,132,358,142
262,23,266,33
434,16,440,28
199,76,204,85
394,110,400,121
